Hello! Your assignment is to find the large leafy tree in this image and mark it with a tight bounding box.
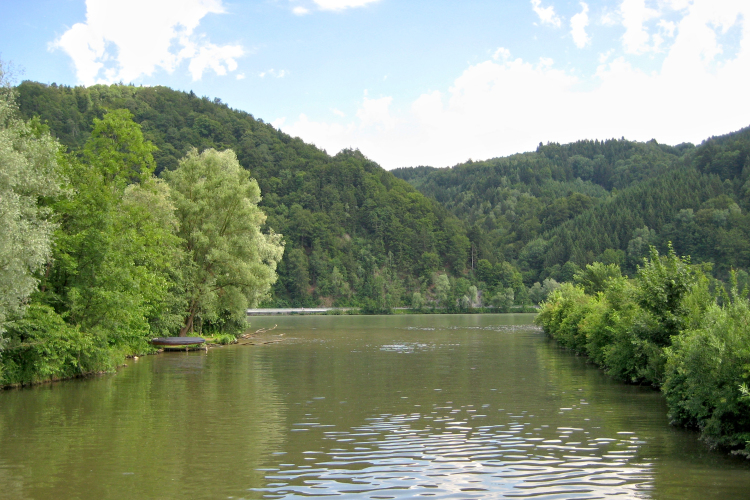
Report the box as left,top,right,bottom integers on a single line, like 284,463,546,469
164,148,284,335
45,109,183,349
0,64,63,341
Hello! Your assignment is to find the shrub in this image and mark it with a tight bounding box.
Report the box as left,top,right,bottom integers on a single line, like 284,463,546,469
663,296,750,455
536,283,593,354
2,304,119,386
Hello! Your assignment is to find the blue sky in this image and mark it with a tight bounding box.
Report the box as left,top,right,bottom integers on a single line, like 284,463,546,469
2,0,749,169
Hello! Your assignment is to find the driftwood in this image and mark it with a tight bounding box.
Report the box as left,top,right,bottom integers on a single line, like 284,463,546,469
240,324,277,338
236,325,283,346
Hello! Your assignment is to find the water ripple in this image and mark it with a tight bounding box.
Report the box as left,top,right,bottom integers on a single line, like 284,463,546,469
253,407,653,499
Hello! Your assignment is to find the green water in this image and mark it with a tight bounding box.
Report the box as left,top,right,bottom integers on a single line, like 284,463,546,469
0,314,748,499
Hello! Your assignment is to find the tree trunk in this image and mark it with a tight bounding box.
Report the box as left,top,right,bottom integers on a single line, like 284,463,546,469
179,301,198,337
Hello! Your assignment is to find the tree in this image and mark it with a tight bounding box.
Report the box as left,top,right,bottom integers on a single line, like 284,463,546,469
45,109,181,349
164,148,284,335
574,262,622,295
434,273,451,307
491,288,514,312
636,243,708,347
0,65,63,341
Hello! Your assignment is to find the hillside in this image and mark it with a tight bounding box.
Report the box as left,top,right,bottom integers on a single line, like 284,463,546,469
16,81,469,309
18,80,750,306
393,129,750,284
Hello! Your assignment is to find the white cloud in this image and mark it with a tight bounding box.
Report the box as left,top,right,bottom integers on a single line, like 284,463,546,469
600,8,620,26
620,0,661,54
332,108,346,117
356,92,395,130
571,2,591,48
50,0,242,85
292,6,310,15
186,41,242,80
236,73,246,80
259,69,287,78
530,0,562,28
278,0,750,170
313,0,380,11
658,19,677,38
493,47,511,61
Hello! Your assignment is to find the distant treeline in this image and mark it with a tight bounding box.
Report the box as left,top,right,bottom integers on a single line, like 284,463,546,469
394,128,750,287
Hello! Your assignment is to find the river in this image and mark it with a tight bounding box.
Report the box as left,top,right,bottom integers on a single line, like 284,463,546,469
0,314,748,499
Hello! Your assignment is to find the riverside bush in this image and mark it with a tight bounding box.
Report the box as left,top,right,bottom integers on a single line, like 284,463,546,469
538,249,750,455
535,283,593,354
1,304,119,386
663,295,750,455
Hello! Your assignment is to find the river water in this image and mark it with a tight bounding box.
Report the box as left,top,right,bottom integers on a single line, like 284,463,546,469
0,314,748,499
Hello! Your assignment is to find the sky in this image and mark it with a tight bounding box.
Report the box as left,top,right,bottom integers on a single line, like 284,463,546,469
1,0,749,169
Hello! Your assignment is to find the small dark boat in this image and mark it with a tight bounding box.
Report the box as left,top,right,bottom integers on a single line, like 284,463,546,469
150,337,206,346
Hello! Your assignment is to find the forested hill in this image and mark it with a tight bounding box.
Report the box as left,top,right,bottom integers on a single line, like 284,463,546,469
393,128,750,285
16,81,469,309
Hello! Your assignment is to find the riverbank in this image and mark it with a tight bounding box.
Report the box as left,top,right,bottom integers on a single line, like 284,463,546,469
536,255,750,458
247,305,537,316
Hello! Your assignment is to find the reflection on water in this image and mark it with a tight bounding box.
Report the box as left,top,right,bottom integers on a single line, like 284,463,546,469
256,408,654,499
0,314,748,499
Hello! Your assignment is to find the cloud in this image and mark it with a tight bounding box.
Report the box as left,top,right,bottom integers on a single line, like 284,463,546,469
50,0,242,85
619,0,661,53
356,92,395,130
292,6,310,15
493,47,512,61
277,1,750,170
530,0,562,28
259,69,287,78
571,2,591,48
313,0,380,11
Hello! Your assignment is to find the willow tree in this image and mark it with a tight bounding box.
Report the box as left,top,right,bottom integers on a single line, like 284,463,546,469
165,148,284,336
0,64,63,341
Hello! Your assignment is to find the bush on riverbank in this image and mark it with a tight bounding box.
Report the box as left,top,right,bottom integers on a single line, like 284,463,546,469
1,305,121,386
536,248,750,456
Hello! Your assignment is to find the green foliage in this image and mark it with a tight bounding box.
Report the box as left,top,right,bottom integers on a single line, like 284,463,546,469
490,288,514,312
528,278,560,304
164,148,284,335
16,82,469,308
2,304,118,386
434,273,451,308
42,110,181,354
535,283,593,353
538,245,750,454
664,295,750,455
411,292,424,310
635,244,707,346
0,76,63,340
574,262,622,295
210,333,238,345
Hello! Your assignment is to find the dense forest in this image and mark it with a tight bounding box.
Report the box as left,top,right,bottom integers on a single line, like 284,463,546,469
14,81,750,312
393,130,750,287
16,81,477,312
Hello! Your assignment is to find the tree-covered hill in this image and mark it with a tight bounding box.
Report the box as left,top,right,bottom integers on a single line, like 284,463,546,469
16,81,468,308
393,128,750,285
18,80,750,307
